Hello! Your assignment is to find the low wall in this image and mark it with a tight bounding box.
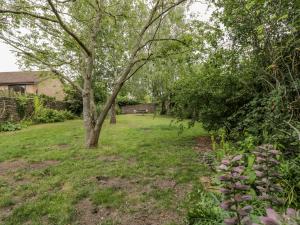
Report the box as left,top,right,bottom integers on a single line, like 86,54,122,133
120,103,156,114
0,97,20,122
0,96,68,122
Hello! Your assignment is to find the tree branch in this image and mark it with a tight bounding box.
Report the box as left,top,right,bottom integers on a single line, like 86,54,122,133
46,0,92,56
138,38,188,51
143,0,187,34
1,36,83,93
0,9,59,23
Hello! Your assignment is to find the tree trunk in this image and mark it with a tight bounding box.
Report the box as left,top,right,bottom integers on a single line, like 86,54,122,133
86,126,101,148
110,99,116,124
160,99,167,115
82,56,99,148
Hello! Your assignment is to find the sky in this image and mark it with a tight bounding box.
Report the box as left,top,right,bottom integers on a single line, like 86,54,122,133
0,2,211,72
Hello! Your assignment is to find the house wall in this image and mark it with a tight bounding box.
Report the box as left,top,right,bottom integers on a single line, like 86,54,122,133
120,103,157,114
0,85,8,91
25,84,37,94
37,78,65,101
0,84,37,94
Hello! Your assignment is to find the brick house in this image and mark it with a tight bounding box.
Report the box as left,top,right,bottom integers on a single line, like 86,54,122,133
0,71,65,100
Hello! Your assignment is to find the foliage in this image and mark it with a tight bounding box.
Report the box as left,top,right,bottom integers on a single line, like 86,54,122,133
253,145,283,206
32,96,75,124
186,186,225,225
116,96,141,107
171,0,300,153
280,155,300,209
219,155,253,225
260,208,300,225
64,84,83,115
15,95,31,119
0,121,21,132
216,142,300,225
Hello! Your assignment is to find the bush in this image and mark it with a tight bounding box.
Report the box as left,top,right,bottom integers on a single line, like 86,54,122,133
32,96,75,124
281,155,300,209
117,96,141,107
0,122,22,132
186,186,226,225
32,108,75,124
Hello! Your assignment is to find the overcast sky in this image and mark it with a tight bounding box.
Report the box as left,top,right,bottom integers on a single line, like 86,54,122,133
0,2,211,72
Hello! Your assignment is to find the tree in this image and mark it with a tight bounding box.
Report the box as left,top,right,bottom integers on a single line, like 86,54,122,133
172,0,300,150
0,0,188,148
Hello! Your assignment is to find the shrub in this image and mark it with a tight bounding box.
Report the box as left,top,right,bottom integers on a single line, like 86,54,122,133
186,186,226,225
32,96,75,124
280,155,300,208
219,155,253,225
32,108,74,124
0,122,22,132
260,208,300,225
15,95,31,119
117,96,141,107
253,144,283,206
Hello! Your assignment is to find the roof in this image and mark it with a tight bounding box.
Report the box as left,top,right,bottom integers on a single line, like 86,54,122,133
0,71,51,85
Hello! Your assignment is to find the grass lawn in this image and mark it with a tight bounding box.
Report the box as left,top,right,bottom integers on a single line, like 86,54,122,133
0,114,211,225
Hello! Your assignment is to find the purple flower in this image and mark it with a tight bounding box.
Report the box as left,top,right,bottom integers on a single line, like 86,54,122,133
266,208,280,221
224,217,238,225
234,182,250,190
255,170,264,177
220,175,231,181
232,155,243,162
269,158,280,165
241,205,252,213
286,208,296,217
222,159,230,165
260,216,280,225
269,150,280,155
241,195,252,201
220,200,233,210
239,175,248,180
232,166,245,173
219,164,228,170
220,188,231,194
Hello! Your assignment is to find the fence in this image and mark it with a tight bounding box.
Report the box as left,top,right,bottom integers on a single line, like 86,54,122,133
120,103,156,114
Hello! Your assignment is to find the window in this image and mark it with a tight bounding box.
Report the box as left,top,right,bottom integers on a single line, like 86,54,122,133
8,85,26,94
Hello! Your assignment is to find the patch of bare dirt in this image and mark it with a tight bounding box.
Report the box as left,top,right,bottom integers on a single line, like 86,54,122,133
75,199,117,225
0,160,28,175
87,176,191,225
75,198,182,225
152,179,177,189
194,136,212,152
95,176,150,194
28,160,59,170
0,160,59,176
120,206,182,225
95,176,190,199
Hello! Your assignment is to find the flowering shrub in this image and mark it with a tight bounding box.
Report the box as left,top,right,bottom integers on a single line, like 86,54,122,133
260,208,300,225
219,155,253,225
253,144,283,206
